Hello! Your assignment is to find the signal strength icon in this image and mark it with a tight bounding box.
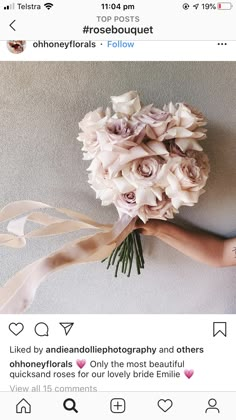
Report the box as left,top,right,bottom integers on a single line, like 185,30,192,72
4,3,15,10
44,2,53,10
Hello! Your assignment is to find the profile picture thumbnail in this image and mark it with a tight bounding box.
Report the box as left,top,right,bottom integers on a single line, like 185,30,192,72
7,40,26,54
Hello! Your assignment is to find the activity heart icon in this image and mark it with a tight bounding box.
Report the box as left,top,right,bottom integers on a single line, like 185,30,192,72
76,359,86,369
184,369,194,379
9,323,24,336
157,399,173,412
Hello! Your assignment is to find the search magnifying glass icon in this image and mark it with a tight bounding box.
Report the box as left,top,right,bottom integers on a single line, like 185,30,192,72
63,398,78,413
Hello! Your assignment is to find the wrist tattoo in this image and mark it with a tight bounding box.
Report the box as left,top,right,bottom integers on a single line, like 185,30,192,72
233,247,236,258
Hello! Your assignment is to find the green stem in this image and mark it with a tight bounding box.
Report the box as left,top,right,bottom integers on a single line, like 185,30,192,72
121,239,128,273
135,231,145,268
101,231,145,277
133,232,142,270
127,234,134,277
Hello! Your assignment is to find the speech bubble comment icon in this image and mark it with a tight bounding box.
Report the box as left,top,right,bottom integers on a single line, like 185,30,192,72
34,322,49,337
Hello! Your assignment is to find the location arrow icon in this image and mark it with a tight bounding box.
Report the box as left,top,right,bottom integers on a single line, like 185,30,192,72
59,322,74,336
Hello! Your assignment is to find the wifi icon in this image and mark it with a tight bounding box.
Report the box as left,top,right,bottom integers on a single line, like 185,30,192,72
44,2,53,9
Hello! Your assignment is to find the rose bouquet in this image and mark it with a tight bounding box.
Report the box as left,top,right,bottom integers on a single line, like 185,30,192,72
0,91,210,313
78,91,210,277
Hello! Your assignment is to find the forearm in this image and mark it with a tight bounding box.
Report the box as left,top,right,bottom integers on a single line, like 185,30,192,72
154,222,227,267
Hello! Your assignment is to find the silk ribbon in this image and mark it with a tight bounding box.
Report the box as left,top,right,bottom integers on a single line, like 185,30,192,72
0,201,135,314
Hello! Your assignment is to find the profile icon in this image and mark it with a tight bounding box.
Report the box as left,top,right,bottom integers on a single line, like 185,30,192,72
7,40,26,54
205,398,220,413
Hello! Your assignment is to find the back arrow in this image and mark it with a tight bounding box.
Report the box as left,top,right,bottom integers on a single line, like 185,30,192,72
10,20,16,31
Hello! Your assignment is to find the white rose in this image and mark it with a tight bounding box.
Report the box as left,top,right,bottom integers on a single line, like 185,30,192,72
111,91,141,116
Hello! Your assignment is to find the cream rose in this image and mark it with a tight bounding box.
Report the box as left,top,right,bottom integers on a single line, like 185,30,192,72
111,91,141,116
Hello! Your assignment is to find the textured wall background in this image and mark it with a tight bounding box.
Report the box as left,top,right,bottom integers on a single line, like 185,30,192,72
0,62,236,314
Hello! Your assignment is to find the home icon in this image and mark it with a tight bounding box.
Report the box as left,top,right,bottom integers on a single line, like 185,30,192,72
16,398,31,414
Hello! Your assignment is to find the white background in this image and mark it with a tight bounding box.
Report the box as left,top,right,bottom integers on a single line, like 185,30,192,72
0,315,235,419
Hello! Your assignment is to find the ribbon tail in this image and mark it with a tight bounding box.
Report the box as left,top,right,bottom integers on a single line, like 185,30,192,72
0,215,135,314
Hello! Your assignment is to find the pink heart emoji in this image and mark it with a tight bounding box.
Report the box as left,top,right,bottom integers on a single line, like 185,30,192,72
184,369,194,379
76,359,86,369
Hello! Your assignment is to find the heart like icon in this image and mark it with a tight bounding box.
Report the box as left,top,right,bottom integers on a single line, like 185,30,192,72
9,323,24,336
157,399,173,412
184,369,194,379
76,359,86,369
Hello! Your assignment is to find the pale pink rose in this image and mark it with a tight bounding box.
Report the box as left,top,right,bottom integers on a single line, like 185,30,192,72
111,91,141,116
87,158,117,205
97,117,145,151
115,191,140,218
133,104,170,124
138,194,178,223
79,107,111,133
186,150,210,175
77,132,100,160
122,156,166,188
147,103,208,148
164,102,207,130
157,126,206,153
88,159,133,206
133,104,175,140
97,140,169,180
166,153,210,208
164,139,187,157
89,176,117,206
163,126,207,141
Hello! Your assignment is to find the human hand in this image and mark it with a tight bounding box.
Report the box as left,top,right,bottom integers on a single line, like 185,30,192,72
134,219,165,236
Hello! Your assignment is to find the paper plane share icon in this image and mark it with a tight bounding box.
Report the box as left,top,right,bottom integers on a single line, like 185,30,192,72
59,322,74,336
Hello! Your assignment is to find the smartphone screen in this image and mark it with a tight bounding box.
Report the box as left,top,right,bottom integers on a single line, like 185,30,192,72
0,1,235,418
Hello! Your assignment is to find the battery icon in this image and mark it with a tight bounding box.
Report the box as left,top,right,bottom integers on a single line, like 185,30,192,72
217,2,233,9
